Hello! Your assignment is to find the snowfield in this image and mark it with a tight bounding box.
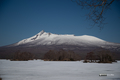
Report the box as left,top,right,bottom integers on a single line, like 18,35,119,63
0,60,120,80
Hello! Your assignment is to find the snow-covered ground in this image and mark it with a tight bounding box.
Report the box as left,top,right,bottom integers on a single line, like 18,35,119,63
0,60,120,80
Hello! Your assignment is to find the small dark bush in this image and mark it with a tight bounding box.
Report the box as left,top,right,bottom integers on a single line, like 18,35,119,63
0,77,2,80
83,60,88,63
69,58,75,61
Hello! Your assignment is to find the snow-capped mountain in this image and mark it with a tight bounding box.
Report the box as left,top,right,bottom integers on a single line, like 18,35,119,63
12,30,119,48
1,30,120,59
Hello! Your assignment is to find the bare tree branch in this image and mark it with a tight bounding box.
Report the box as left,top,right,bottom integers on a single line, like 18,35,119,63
72,0,114,29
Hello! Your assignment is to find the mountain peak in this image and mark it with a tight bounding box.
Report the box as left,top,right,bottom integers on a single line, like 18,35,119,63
38,30,45,36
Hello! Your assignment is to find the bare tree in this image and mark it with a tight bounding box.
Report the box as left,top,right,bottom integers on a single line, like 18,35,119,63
72,0,115,29
44,50,56,61
43,49,81,61
11,51,35,61
97,49,116,63
86,52,95,62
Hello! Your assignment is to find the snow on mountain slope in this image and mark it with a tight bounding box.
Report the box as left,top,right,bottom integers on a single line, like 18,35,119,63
14,30,109,47
12,30,120,49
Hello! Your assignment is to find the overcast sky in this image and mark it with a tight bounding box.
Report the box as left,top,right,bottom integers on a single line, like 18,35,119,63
0,0,120,47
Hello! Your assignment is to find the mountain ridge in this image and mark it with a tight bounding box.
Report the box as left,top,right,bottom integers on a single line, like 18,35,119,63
12,30,110,47
0,30,120,59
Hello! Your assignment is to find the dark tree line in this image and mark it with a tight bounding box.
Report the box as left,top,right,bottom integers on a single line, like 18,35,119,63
84,49,116,63
11,51,35,61
44,49,81,61
97,49,116,63
85,52,96,62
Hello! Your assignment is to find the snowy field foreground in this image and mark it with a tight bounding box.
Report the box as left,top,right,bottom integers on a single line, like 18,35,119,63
0,60,120,80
